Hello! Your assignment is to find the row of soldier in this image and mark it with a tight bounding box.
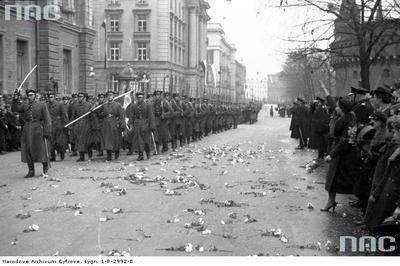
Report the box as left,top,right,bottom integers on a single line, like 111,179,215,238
289,83,400,235
10,89,262,178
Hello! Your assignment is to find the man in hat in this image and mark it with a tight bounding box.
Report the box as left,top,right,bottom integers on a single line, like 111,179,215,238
170,93,183,150
371,85,394,116
126,92,156,161
96,91,125,161
182,95,194,144
47,92,69,161
152,90,172,154
11,89,52,178
68,94,79,156
70,92,92,162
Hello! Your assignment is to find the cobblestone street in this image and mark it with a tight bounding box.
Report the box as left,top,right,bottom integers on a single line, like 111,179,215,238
0,109,363,256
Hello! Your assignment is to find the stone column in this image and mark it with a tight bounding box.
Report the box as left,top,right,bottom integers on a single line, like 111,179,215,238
188,7,197,68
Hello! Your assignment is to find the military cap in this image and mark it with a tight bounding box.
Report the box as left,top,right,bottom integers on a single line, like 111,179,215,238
78,92,88,98
316,96,325,103
189,97,195,101
351,86,368,95
369,111,387,124
172,93,180,98
181,95,187,99
26,89,37,94
136,92,144,98
164,92,170,96
71,93,77,98
98,93,105,98
338,98,353,112
372,86,392,96
62,96,69,100
47,91,56,96
107,90,116,95
202,99,208,102
153,90,163,96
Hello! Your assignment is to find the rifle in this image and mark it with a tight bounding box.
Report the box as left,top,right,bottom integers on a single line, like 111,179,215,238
15,65,38,94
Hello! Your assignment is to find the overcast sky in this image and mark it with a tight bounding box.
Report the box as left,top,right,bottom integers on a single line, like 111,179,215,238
206,0,327,78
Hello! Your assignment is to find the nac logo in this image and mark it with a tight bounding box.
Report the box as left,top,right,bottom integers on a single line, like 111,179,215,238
4,5,61,21
340,236,397,253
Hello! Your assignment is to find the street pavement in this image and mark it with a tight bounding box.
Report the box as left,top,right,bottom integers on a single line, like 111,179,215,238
0,108,364,256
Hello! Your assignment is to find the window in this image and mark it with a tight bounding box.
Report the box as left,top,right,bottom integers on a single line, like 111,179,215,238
352,70,358,79
137,15,147,32
137,0,146,4
137,42,148,60
110,42,120,60
16,40,28,87
110,0,119,5
63,49,72,94
110,16,120,32
112,76,119,92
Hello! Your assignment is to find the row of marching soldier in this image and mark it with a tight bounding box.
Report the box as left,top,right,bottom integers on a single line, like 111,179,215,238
9,89,262,178
288,82,400,239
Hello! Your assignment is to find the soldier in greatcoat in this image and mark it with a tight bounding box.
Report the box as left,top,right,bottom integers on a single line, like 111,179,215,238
11,89,51,178
153,91,172,154
97,91,125,161
70,92,92,162
127,92,156,161
47,92,69,161
170,93,183,150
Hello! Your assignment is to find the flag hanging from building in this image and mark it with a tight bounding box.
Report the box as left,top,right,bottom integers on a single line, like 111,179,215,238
101,18,108,69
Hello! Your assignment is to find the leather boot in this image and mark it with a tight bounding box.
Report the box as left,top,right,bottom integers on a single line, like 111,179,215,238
60,152,65,161
114,150,119,160
162,142,168,153
70,150,78,157
105,150,112,161
137,152,144,161
76,152,85,162
43,162,49,174
180,136,185,147
145,146,151,160
88,150,93,159
127,148,133,156
24,164,35,178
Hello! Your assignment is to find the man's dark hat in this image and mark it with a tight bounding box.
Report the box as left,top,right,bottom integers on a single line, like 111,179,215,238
172,93,180,98
136,92,144,97
338,98,353,112
351,86,368,95
164,92,170,96
71,93,77,98
153,90,163,96
98,93,105,97
62,96,69,100
372,86,393,96
369,111,387,124
26,89,37,94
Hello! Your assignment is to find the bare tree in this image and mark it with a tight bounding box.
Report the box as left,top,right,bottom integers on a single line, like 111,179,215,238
277,0,400,91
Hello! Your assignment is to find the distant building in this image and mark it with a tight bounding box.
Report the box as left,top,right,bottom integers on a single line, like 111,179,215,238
330,0,400,96
245,77,268,102
234,60,246,102
0,0,96,95
206,22,244,102
92,0,210,97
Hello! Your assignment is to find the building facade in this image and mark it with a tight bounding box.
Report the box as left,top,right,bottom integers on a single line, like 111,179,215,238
206,22,241,102
245,77,268,102
330,0,400,96
92,0,210,97
0,0,96,95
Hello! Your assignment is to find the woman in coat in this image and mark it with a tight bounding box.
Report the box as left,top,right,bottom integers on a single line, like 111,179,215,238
321,98,359,211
